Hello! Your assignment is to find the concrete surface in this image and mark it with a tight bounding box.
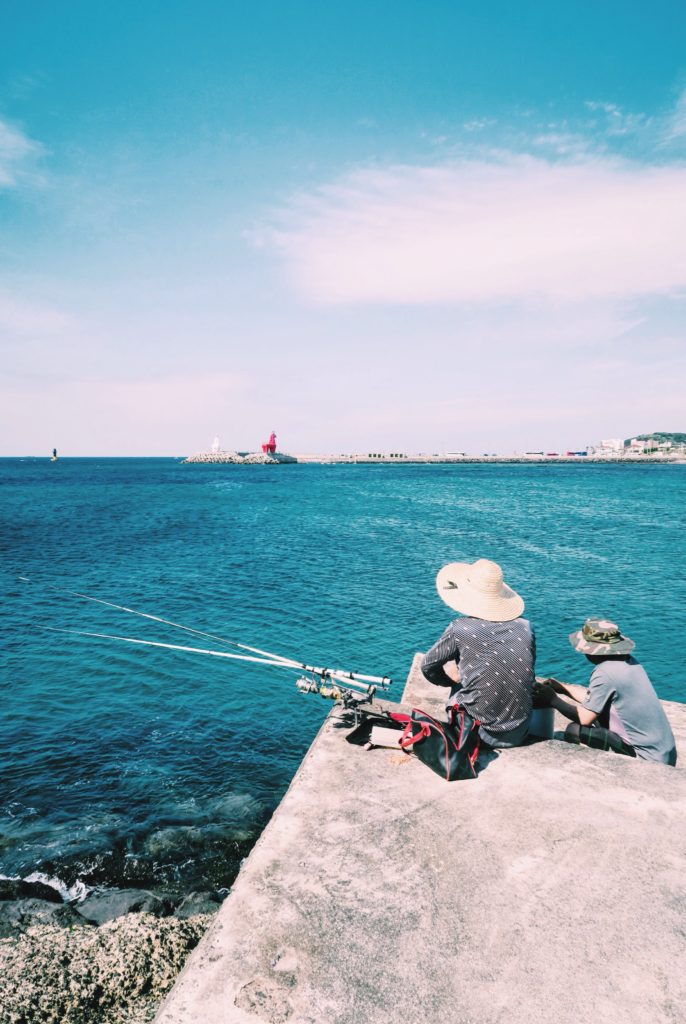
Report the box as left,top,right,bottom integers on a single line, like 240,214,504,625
155,657,686,1024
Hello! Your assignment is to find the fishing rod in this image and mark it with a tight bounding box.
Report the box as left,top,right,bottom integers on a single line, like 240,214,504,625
42,627,384,695
18,576,297,666
20,576,391,687
22,576,392,711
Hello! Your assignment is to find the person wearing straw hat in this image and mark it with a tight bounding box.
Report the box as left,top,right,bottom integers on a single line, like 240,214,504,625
534,618,677,766
421,558,535,749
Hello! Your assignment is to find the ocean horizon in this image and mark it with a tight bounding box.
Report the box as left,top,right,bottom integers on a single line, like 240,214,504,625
1,458,684,897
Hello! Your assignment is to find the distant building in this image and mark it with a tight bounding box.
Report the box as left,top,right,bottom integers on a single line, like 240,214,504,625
628,437,667,453
599,438,623,453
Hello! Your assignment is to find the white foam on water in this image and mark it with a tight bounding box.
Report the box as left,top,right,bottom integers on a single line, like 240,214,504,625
23,871,91,902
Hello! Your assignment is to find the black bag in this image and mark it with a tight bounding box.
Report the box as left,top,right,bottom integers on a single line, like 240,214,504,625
389,706,481,781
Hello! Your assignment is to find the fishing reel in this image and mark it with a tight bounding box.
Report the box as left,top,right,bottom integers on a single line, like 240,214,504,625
295,673,380,726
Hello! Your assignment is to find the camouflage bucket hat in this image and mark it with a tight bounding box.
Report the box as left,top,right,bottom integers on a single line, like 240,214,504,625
569,618,635,656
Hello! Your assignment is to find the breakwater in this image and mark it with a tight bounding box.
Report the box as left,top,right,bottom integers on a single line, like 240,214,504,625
182,451,297,464
293,453,683,464
184,451,683,465
155,659,686,1024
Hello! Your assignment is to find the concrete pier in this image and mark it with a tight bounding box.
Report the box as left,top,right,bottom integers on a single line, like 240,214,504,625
155,658,686,1024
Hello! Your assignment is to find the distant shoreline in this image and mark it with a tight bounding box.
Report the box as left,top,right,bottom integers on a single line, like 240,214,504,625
3,454,685,464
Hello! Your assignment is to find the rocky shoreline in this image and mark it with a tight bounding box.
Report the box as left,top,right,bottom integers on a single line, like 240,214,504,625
0,880,222,1023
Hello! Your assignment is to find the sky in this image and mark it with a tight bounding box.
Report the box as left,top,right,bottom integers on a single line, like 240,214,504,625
1,0,685,455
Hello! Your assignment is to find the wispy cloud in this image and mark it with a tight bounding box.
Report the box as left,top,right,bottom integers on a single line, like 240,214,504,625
267,155,686,305
584,100,649,137
584,87,686,149
663,88,686,142
0,117,44,188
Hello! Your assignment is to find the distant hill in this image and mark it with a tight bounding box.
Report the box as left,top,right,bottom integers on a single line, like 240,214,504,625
623,432,686,446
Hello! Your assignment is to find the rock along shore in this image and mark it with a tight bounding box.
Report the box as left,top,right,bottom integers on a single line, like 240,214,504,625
182,451,297,464
0,881,223,1024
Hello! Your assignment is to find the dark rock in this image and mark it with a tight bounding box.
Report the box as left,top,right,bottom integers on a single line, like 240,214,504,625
0,878,63,903
142,825,207,858
173,890,222,919
0,898,84,939
75,887,165,925
152,890,184,915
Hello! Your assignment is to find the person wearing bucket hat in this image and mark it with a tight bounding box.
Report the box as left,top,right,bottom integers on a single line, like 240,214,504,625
534,618,677,766
421,558,535,749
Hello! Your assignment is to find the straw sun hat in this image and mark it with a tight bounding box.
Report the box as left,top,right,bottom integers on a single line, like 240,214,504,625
569,618,635,656
436,558,524,622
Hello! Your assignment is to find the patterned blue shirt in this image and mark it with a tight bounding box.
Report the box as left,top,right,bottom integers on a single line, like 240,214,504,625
421,616,536,734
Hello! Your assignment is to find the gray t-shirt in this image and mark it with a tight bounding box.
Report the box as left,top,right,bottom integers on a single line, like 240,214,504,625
582,657,677,766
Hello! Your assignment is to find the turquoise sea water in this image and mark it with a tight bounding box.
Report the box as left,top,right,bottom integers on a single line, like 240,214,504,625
1,458,684,894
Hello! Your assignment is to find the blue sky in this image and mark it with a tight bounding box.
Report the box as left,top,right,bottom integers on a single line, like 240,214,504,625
2,1,685,455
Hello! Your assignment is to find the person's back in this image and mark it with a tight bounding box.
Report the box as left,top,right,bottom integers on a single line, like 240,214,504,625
586,656,677,766
422,615,535,740
421,558,535,749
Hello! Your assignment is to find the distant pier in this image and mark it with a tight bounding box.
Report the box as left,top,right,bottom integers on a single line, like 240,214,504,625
183,450,683,465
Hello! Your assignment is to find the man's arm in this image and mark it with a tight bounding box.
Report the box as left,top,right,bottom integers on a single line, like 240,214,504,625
422,624,460,688
534,683,598,725
551,692,598,726
537,677,591,703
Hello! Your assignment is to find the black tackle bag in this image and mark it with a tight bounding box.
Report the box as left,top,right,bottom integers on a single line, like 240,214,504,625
389,706,481,781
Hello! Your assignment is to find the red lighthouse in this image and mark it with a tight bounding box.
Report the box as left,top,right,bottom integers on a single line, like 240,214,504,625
261,431,277,455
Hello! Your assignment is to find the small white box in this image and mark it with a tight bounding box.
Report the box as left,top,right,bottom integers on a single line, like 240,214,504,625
370,726,403,748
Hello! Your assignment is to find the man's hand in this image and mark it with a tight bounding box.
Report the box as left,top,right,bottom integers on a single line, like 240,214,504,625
535,676,570,695
532,685,593,726
442,660,460,684
532,681,556,707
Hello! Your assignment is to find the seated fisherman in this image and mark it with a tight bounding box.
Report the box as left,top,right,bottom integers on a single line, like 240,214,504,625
534,618,677,766
422,558,535,748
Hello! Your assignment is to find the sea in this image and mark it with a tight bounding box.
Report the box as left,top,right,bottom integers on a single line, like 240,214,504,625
1,458,684,898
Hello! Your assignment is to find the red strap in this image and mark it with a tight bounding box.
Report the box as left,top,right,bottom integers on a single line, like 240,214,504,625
389,712,431,749
390,712,411,726
399,721,431,750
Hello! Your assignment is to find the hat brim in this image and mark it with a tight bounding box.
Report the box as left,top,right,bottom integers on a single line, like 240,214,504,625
569,630,635,655
436,562,524,622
